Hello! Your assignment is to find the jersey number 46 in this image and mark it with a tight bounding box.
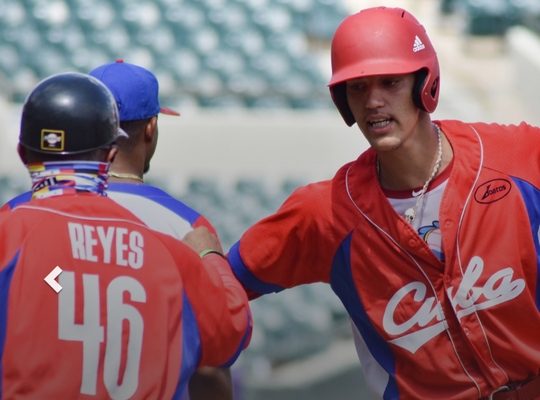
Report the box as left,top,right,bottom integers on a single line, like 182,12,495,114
58,271,146,400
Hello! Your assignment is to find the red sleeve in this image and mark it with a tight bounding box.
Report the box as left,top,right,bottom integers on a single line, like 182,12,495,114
234,180,338,290
0,203,13,212
172,245,252,367
200,253,252,365
192,215,218,236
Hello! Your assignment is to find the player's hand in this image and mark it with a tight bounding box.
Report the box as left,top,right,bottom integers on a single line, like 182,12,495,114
182,226,224,255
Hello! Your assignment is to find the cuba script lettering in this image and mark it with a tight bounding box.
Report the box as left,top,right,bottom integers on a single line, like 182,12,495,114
383,256,525,353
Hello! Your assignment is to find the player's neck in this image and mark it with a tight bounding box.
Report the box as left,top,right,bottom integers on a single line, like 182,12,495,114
109,156,145,183
377,124,451,191
108,172,144,183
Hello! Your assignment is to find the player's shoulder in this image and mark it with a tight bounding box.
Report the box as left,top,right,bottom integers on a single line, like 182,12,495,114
143,224,200,265
1,190,32,211
13,194,139,222
440,119,540,138
108,182,173,198
275,179,335,221
0,198,59,243
108,183,193,210
107,183,204,226
287,179,333,199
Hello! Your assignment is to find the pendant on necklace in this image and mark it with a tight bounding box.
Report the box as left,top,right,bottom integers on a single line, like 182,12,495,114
404,207,415,223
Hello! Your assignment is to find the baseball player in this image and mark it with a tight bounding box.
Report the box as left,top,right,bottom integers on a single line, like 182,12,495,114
190,6,540,400
0,72,251,399
89,60,233,400
3,61,215,239
1,61,232,400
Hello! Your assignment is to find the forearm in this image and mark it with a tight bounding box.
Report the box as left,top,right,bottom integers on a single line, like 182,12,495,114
201,253,252,348
188,367,233,400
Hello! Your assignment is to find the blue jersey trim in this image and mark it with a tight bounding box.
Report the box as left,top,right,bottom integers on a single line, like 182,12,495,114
0,249,20,398
5,186,203,227
329,232,399,400
511,177,540,311
228,241,285,294
173,291,202,399
107,183,201,225
5,191,32,209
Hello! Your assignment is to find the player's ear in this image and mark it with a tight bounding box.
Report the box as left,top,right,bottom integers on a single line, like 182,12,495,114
106,145,118,163
17,143,28,165
144,116,158,143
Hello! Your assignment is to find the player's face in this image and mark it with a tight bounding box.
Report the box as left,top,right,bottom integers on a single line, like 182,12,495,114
346,73,422,153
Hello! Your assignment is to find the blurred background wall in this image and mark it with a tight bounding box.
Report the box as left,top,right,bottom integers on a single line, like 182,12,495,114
1,0,539,398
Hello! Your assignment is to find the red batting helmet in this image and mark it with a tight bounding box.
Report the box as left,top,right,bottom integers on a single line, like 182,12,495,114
328,7,440,126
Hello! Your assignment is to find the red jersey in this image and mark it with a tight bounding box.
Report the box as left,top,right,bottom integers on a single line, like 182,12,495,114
228,120,540,399
0,194,251,399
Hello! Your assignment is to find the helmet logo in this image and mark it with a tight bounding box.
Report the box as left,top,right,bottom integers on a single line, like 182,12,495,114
41,129,65,152
413,36,425,53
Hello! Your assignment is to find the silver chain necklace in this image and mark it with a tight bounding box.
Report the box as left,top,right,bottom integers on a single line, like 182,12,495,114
377,123,443,224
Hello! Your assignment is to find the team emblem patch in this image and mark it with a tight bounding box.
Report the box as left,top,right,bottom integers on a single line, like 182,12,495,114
474,179,511,204
41,129,65,152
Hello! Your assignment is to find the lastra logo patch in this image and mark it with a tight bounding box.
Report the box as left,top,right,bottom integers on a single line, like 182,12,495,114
474,179,511,204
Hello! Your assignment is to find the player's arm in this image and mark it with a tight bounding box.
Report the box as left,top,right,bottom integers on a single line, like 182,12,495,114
188,367,233,400
227,182,336,297
182,225,240,400
182,225,223,255
181,227,252,367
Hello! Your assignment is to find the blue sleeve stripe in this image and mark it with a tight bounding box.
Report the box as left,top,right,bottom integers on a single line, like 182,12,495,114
172,291,202,399
0,249,20,398
511,177,540,311
107,183,201,225
6,192,32,209
330,233,399,400
228,241,285,295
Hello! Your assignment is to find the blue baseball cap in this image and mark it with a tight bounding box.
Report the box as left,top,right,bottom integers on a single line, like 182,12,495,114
88,59,180,121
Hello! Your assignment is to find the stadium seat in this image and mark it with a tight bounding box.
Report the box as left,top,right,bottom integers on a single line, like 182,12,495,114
304,1,348,41
0,44,22,77
0,0,348,108
226,71,269,98
120,1,162,34
0,1,27,28
204,48,246,79
222,27,266,57
457,0,512,36
208,3,249,33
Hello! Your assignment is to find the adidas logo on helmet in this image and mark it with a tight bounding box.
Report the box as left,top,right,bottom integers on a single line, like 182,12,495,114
413,35,425,52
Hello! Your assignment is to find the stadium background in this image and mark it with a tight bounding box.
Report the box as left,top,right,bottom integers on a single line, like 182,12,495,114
1,0,540,398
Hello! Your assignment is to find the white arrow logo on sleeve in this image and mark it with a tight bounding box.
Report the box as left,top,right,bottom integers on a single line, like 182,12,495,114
45,266,63,293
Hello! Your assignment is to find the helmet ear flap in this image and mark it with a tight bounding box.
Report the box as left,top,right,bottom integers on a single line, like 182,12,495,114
330,82,356,127
412,69,428,111
412,68,439,113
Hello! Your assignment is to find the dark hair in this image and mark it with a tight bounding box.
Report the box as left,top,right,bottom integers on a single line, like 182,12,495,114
118,117,153,152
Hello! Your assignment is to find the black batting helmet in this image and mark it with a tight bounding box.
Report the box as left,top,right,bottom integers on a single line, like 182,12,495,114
19,72,127,154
